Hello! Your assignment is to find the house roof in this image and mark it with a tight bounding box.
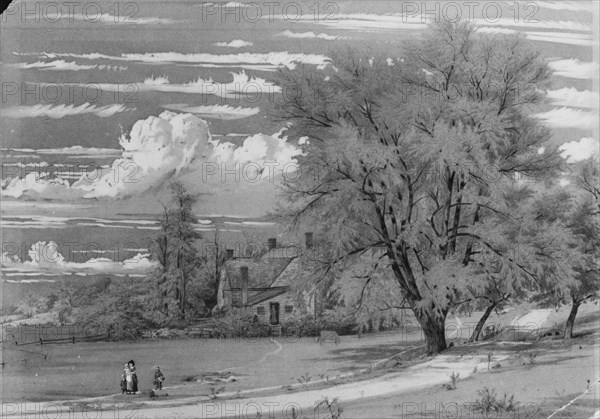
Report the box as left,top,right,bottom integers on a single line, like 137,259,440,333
246,286,289,306
222,257,292,289
259,245,301,261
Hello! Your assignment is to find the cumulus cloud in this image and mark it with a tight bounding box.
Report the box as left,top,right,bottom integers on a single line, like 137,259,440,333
535,107,599,130
1,103,134,119
559,137,600,163
549,59,600,79
1,112,301,201
280,30,345,40
74,111,211,198
214,40,253,48
162,103,260,119
1,241,156,276
546,88,599,109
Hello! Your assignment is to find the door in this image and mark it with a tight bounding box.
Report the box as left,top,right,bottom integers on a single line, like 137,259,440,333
269,302,280,325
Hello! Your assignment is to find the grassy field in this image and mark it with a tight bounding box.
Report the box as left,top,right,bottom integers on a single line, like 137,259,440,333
2,303,597,413
1,330,421,402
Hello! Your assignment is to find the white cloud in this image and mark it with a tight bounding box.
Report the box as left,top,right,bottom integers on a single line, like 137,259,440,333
7,60,127,71
473,18,592,32
0,103,134,119
546,88,599,109
280,30,345,40
549,59,600,79
475,28,594,46
537,1,594,12
1,241,156,276
214,40,253,48
290,13,428,31
17,51,330,70
162,104,260,119
1,112,302,201
45,11,176,25
4,146,122,156
559,137,600,162
524,31,595,47
81,71,280,99
535,107,599,130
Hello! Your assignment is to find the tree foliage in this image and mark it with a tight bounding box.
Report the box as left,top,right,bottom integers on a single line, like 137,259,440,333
150,182,215,320
271,22,567,353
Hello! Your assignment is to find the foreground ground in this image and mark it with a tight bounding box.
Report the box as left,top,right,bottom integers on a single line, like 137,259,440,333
2,304,598,418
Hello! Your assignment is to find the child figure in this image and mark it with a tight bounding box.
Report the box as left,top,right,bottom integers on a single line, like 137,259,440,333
120,363,128,394
153,366,165,390
126,360,138,394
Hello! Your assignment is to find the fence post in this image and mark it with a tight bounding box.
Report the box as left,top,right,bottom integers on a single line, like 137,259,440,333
72,336,75,344
40,338,43,345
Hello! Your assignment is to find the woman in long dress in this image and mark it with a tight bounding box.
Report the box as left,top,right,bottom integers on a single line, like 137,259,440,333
126,360,138,394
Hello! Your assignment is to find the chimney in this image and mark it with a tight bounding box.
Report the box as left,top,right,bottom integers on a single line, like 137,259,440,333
305,232,313,249
267,238,277,250
240,266,248,306
226,249,234,259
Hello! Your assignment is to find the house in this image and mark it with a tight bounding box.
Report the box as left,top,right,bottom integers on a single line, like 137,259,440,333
217,233,317,328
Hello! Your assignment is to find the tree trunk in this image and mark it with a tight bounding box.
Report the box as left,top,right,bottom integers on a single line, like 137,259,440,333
469,301,497,342
415,312,447,354
564,299,580,339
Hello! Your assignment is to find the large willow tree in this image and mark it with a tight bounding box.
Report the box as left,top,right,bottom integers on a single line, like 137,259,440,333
272,22,567,354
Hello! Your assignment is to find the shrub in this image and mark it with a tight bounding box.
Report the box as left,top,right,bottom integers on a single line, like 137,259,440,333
213,309,269,338
473,387,517,418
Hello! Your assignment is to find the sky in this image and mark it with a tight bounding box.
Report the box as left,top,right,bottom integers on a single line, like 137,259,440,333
0,0,598,285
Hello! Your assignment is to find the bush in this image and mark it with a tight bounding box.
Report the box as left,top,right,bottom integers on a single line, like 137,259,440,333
473,387,517,418
320,310,358,335
281,314,320,337
281,311,358,337
213,309,269,338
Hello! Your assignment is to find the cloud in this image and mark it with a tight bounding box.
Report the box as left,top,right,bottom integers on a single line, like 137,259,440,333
1,173,77,199
475,28,594,46
3,146,122,156
537,1,594,12
549,59,600,79
280,30,345,40
74,111,211,198
283,12,591,33
559,137,600,163
0,103,134,119
1,241,156,276
290,13,428,31
7,60,127,71
81,71,280,99
473,18,592,32
546,88,599,109
523,31,595,47
214,40,253,48
45,11,176,25
16,51,330,70
1,112,302,201
534,107,599,130
162,104,260,119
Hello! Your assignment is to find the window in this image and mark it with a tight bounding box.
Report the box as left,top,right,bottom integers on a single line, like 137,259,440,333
256,306,265,315
285,305,293,313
